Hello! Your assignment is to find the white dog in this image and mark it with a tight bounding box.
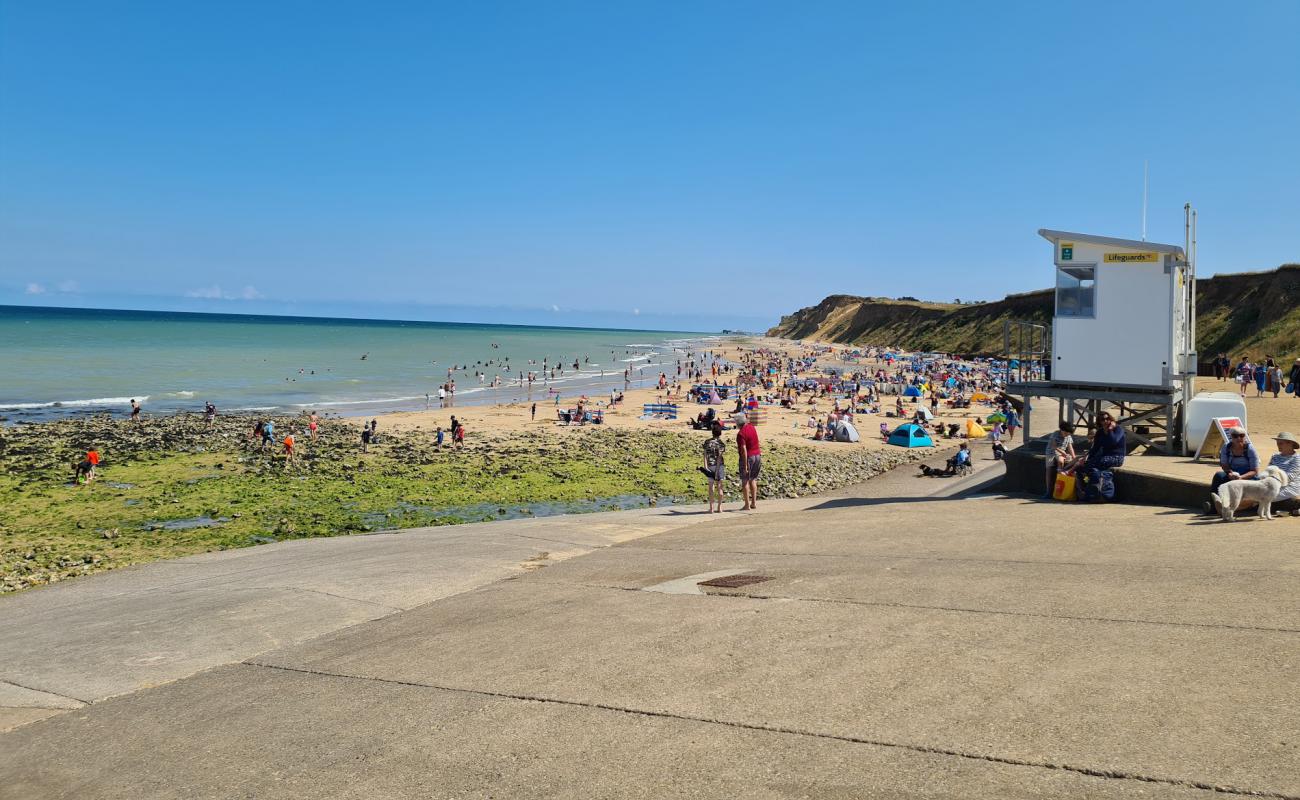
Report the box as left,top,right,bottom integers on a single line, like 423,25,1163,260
1211,465,1289,521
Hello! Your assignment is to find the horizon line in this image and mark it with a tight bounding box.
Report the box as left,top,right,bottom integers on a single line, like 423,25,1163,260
0,302,735,336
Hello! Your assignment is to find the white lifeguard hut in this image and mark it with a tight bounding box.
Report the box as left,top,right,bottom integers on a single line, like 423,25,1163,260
1008,206,1199,453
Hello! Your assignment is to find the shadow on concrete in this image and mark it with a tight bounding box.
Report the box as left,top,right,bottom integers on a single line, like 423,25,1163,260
803,494,972,511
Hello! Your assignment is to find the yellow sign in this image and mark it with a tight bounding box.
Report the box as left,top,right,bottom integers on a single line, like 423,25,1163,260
1104,252,1159,263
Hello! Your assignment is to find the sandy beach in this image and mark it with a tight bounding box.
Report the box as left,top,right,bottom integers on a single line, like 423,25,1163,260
366,337,1002,455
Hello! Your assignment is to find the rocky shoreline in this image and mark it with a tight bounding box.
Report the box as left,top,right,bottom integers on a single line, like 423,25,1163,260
0,413,932,593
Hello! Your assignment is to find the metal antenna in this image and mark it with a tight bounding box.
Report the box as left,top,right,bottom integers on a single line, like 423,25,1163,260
1141,160,1149,241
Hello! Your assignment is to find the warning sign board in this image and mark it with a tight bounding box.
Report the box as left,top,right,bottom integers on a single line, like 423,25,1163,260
1194,417,1246,461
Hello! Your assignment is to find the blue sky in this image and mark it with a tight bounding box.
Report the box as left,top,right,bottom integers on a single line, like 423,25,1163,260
2,1,1297,332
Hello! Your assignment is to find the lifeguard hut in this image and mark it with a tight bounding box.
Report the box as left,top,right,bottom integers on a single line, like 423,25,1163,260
1007,206,1198,453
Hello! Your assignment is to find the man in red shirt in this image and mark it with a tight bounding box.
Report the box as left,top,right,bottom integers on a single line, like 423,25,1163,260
734,412,761,510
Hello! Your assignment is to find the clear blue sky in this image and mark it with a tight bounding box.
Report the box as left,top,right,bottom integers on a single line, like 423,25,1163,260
2,1,1296,331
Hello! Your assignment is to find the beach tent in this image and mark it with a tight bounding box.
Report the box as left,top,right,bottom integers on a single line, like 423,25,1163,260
986,411,1007,424
970,392,990,402
707,389,722,404
902,385,922,398
914,406,933,421
964,419,988,438
887,423,933,448
833,419,861,442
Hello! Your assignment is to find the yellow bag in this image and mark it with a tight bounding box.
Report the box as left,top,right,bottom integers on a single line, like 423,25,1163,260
1053,472,1077,501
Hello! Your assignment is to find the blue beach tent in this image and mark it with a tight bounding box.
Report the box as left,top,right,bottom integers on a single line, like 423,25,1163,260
887,423,934,448
902,385,922,398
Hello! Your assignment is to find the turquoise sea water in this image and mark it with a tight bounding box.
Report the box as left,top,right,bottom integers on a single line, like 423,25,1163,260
0,306,713,421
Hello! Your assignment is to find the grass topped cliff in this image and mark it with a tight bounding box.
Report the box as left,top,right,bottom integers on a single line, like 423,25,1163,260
770,264,1300,358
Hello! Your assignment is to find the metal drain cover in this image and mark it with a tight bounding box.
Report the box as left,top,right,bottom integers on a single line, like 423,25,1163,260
697,574,773,589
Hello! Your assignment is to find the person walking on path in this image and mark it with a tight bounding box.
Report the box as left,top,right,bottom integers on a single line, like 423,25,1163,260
1236,358,1251,397
734,412,761,510
701,422,726,513
1290,358,1300,398
1005,407,1021,442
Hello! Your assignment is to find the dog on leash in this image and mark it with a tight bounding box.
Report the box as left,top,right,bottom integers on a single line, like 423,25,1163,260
1211,465,1289,521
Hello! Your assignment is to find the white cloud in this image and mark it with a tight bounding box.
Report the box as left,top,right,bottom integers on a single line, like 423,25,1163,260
633,308,640,315
25,282,45,295
550,304,560,312
56,280,79,293
185,285,264,301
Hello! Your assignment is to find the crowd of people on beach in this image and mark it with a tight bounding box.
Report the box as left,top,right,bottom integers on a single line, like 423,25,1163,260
1211,353,1300,399
59,338,1300,526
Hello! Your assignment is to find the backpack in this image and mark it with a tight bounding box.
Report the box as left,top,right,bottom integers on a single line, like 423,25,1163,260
1077,467,1115,502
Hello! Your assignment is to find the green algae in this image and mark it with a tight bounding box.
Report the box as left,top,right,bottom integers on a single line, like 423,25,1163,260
0,414,918,592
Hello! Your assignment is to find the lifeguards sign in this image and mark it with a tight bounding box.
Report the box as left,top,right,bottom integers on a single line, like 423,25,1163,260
1104,252,1160,263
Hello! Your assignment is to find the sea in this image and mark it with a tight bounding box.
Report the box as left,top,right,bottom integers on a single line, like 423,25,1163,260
0,306,719,423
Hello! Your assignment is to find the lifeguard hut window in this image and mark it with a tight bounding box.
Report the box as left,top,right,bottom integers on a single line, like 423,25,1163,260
1056,265,1095,318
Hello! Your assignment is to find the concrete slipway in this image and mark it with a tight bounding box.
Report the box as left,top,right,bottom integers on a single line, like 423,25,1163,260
2,457,1297,799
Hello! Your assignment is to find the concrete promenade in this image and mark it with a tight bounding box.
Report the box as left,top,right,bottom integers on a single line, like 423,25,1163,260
3,458,1298,798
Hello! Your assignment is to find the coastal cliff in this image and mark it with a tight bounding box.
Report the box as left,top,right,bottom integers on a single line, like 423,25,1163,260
769,264,1300,358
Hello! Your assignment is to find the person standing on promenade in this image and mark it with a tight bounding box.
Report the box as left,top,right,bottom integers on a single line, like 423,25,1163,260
734,411,761,510
701,422,726,513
